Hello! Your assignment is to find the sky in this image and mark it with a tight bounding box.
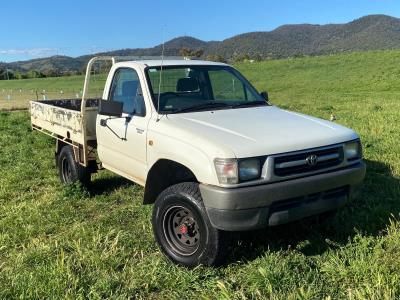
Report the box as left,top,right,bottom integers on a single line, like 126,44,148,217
2,0,400,62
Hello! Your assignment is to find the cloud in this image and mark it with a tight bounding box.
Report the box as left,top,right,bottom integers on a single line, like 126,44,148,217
0,48,59,57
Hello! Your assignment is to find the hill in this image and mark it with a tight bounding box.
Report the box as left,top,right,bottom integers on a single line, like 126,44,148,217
4,14,400,73
209,14,400,58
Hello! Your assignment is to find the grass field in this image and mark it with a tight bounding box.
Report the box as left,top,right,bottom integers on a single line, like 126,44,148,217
1,50,400,299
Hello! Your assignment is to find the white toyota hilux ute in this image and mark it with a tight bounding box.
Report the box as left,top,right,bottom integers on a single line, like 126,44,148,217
30,57,366,267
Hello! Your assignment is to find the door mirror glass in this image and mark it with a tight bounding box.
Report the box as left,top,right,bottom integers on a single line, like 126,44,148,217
260,91,269,101
98,99,123,117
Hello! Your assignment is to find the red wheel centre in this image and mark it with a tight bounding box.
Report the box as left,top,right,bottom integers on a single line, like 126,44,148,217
179,224,188,234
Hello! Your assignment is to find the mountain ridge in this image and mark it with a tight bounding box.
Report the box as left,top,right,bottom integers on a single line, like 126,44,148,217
3,14,400,74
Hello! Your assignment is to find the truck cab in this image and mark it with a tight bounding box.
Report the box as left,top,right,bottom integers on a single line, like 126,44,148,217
30,57,366,267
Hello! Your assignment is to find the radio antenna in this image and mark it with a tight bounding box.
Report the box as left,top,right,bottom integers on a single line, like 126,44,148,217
156,26,166,122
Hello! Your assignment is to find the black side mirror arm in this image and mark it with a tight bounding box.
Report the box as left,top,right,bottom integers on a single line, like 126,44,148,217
99,116,131,141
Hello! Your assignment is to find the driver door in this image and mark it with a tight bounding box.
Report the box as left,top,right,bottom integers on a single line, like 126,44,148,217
97,67,148,184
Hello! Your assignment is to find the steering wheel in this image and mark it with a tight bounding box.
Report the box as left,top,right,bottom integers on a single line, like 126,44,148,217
157,92,180,111
161,92,180,98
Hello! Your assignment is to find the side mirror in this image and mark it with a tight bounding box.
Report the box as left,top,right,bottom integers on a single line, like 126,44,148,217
260,91,269,101
98,99,123,117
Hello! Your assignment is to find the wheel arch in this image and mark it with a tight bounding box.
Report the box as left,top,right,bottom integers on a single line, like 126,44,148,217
143,159,198,205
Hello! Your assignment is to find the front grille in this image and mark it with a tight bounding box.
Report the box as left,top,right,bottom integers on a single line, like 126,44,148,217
274,146,343,177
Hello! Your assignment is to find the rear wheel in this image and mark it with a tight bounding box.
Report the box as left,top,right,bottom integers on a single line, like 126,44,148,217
57,145,91,185
152,182,230,267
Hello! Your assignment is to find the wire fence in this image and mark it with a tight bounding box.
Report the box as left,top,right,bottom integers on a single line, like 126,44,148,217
0,68,110,111
0,88,105,110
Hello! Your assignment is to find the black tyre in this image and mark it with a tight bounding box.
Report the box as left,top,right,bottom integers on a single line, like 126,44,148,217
57,145,91,185
152,182,230,267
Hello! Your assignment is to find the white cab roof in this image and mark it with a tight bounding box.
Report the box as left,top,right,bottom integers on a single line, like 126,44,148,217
114,59,228,68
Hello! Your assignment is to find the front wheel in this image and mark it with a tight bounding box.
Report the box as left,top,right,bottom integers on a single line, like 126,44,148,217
57,145,91,185
152,182,230,267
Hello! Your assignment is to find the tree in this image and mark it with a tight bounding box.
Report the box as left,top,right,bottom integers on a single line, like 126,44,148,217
193,49,204,58
179,47,191,57
25,70,43,79
253,53,263,62
234,53,250,62
205,54,227,63
0,68,13,80
13,71,23,79
180,48,204,58
42,68,59,77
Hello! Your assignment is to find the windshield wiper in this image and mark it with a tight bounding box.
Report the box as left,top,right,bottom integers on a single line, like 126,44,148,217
231,100,268,108
169,102,231,114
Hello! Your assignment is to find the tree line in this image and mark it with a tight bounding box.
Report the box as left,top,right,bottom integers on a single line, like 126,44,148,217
179,47,266,63
0,68,86,80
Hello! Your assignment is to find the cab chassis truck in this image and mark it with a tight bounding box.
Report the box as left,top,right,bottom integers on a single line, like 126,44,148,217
30,57,366,267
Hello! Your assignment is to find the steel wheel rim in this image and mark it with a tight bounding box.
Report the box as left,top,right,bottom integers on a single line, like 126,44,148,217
61,157,72,183
162,205,201,256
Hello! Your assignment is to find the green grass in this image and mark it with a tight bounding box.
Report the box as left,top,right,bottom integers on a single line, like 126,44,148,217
1,50,400,299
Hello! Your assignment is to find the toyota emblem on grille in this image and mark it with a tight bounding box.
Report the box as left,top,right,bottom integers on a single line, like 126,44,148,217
306,154,318,167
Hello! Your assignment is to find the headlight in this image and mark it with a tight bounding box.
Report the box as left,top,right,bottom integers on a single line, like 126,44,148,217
214,158,262,184
344,140,362,161
239,159,261,181
214,158,238,184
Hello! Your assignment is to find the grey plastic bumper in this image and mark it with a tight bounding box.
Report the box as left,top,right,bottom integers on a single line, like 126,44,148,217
199,162,366,231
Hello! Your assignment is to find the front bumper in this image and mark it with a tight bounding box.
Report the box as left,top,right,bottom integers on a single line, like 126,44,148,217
199,162,366,231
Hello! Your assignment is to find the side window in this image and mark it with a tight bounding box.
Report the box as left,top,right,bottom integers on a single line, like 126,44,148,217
208,70,257,101
109,68,146,116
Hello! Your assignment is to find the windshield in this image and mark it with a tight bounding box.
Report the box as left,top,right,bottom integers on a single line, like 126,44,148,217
145,65,266,114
